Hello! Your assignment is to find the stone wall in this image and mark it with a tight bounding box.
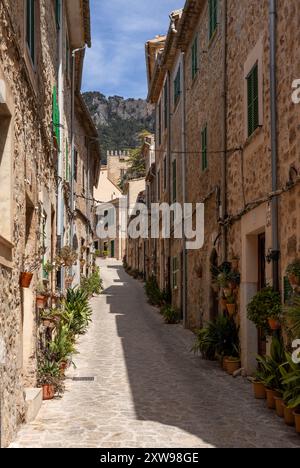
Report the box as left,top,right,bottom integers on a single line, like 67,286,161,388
107,152,130,188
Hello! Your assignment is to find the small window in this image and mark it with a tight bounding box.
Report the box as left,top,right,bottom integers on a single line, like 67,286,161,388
172,159,177,203
201,125,208,171
174,67,181,106
52,86,60,148
172,257,179,289
192,35,198,80
55,0,61,29
247,63,259,137
209,0,218,40
26,0,35,64
163,156,167,191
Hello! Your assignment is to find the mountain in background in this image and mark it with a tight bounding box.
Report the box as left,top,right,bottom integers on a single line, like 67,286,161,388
83,92,155,163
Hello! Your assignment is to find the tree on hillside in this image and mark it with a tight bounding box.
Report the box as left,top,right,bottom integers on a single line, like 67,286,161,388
118,131,150,192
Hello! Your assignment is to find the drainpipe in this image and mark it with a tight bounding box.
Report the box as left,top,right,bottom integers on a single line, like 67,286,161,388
181,52,187,327
57,0,64,288
221,0,228,263
167,70,172,302
269,0,280,291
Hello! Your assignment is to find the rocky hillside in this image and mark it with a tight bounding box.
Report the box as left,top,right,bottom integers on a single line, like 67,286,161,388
83,92,154,163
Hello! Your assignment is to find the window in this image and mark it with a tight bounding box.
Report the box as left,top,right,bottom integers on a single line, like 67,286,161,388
163,156,167,191
209,0,218,40
26,0,35,64
172,159,177,202
158,101,162,146
52,86,60,148
174,67,181,106
247,63,259,137
192,35,198,80
55,0,61,29
82,164,86,194
172,256,179,289
164,80,168,129
201,125,208,171
74,149,78,182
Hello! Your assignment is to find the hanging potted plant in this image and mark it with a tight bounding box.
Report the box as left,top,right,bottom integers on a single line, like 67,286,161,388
286,260,300,288
56,246,78,268
268,304,282,331
226,295,236,317
227,270,241,290
20,254,41,288
231,256,239,271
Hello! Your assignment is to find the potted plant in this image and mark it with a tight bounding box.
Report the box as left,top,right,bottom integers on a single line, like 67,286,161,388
20,254,41,288
36,282,49,309
286,260,300,288
48,323,77,375
247,287,281,335
65,274,74,289
226,295,236,317
255,337,285,410
251,376,267,400
227,270,241,290
268,304,282,331
102,250,109,259
38,360,63,400
231,256,239,271
40,308,61,328
284,296,300,339
280,354,300,429
225,355,241,375
161,305,179,325
56,246,78,267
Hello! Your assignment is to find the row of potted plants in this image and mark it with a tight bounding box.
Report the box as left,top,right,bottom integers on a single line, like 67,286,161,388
251,337,300,434
211,261,241,317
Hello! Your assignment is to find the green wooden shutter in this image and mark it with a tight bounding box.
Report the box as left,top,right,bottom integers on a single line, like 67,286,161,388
247,63,259,137
52,86,60,149
202,126,208,171
284,276,293,303
174,67,181,105
55,0,61,29
172,159,177,202
164,81,168,129
26,0,35,63
209,0,218,39
192,36,198,80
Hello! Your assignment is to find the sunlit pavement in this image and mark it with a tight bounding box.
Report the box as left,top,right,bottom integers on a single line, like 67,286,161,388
10,260,300,448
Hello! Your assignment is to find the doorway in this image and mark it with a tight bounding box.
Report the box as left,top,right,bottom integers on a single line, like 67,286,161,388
257,232,267,355
111,240,115,258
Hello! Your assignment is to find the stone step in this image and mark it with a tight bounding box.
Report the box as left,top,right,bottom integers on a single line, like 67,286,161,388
25,388,42,423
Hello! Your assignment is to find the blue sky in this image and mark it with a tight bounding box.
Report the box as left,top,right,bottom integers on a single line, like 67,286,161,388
82,0,184,99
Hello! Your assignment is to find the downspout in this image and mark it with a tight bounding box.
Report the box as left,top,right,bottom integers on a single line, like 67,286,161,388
221,0,228,263
167,70,172,301
181,52,187,327
269,0,280,291
57,0,64,288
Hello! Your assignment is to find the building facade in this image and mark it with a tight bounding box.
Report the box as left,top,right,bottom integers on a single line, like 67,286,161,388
0,0,98,447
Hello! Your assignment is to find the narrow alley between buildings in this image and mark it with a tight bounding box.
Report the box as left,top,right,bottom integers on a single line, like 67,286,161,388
11,261,300,449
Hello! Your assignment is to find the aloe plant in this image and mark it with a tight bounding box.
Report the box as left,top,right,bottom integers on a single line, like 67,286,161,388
255,337,285,392
62,288,92,336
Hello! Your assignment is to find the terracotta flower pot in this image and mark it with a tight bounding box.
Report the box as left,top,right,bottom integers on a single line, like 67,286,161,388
226,303,236,317
283,403,295,426
42,384,55,401
36,295,47,308
222,356,229,372
253,381,266,400
220,298,227,311
288,274,300,287
266,389,280,410
226,358,241,375
293,412,300,434
274,396,284,418
231,259,239,270
268,318,281,331
20,272,33,288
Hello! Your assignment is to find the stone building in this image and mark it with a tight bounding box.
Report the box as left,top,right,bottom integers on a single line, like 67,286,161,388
0,0,95,447
106,150,131,187
144,0,300,374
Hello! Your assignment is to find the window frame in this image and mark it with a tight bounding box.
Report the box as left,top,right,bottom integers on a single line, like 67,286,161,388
247,62,259,137
172,256,179,290
192,35,198,80
26,0,36,65
174,66,181,107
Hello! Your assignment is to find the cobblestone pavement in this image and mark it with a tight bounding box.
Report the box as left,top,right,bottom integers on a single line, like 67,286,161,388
11,260,300,448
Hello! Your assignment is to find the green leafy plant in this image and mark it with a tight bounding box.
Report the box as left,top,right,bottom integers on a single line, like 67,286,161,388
284,296,300,338
161,305,179,324
36,282,47,295
48,323,77,366
62,288,92,336
286,260,300,279
56,246,78,267
38,360,64,394
145,276,163,306
280,354,300,409
94,250,101,257
44,260,56,274
247,287,281,333
81,268,103,297
192,315,240,360
226,295,236,305
255,337,286,393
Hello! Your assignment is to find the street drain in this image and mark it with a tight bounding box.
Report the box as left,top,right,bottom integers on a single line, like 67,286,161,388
72,377,95,382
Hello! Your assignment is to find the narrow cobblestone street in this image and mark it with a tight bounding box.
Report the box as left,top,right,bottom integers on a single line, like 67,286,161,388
11,261,300,448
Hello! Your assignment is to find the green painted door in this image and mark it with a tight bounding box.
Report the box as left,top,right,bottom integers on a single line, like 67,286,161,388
111,240,115,258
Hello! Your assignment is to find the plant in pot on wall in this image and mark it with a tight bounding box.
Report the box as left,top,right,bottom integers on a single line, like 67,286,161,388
38,360,64,400
20,254,41,288
247,286,282,336
161,305,179,325
226,295,236,317
40,308,62,328
36,282,49,309
280,354,300,430
285,296,300,339
286,260,300,289
56,246,78,268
